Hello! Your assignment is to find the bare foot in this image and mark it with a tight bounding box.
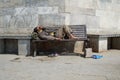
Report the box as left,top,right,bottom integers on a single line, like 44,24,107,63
55,38,62,40
70,36,79,40
69,34,79,39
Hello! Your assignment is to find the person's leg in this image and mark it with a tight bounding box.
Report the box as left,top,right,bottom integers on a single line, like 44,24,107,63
55,25,72,38
55,25,78,39
63,25,78,39
55,25,64,39
63,25,72,36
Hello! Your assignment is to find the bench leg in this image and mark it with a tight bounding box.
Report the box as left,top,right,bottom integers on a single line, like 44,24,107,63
79,40,90,57
33,50,37,57
32,42,37,57
18,39,30,56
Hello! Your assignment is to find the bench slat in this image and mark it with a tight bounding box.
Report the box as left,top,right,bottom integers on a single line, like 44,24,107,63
32,38,88,42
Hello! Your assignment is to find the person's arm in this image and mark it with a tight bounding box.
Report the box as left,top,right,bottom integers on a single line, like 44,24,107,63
38,31,61,40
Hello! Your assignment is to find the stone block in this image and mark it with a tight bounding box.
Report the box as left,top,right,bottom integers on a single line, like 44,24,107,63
88,37,99,52
85,48,93,58
24,0,49,7
110,37,120,49
4,28,32,34
116,0,120,4
99,0,112,3
96,10,120,33
96,0,112,10
15,7,58,15
0,8,15,16
74,41,84,54
0,16,5,28
96,10,115,16
99,14,119,30
0,14,38,34
87,29,100,34
64,13,70,25
0,39,4,53
9,14,38,28
0,15,11,28
69,14,86,25
49,0,65,12
0,28,4,33
18,39,30,55
37,7,58,14
4,39,18,54
78,0,96,9
23,0,65,12
38,13,69,26
111,3,120,12
86,15,100,29
66,7,96,15
65,0,95,9
88,35,108,52
99,37,108,52
0,0,24,8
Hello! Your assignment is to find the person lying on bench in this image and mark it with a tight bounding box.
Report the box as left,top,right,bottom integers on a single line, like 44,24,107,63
32,25,78,40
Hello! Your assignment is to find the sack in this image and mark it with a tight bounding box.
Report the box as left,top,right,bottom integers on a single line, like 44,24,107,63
31,32,39,40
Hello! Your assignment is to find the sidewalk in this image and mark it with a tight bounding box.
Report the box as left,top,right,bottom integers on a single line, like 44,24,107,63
0,50,120,80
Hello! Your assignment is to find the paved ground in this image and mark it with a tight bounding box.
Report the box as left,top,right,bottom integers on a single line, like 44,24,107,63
0,50,120,80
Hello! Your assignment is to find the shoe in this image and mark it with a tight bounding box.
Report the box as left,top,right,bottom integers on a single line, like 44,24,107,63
48,53,55,57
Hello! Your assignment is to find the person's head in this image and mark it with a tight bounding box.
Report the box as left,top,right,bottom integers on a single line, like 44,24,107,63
37,25,43,30
34,25,46,33
34,25,43,32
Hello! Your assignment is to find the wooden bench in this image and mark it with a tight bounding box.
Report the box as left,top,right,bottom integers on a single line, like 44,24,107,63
31,25,89,57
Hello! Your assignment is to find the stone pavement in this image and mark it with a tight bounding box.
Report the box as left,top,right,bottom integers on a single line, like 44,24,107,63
0,50,120,80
